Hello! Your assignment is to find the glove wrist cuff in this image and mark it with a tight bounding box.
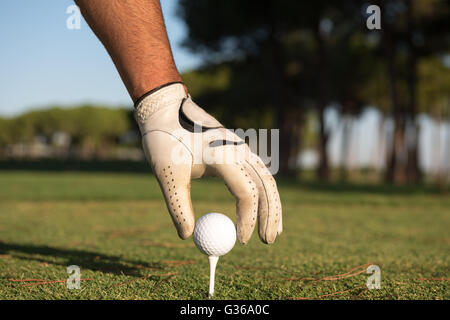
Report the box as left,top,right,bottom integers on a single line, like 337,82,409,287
134,82,186,123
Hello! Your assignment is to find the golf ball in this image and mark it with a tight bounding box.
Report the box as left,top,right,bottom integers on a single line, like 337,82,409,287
193,213,236,257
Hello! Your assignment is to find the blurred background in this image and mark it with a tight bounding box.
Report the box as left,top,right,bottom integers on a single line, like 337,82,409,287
0,0,449,186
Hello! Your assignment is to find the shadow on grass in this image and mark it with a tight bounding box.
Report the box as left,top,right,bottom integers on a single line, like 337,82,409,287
280,180,449,196
0,160,151,174
0,241,164,277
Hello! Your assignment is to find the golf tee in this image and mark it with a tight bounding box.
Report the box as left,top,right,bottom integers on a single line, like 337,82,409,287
208,256,219,297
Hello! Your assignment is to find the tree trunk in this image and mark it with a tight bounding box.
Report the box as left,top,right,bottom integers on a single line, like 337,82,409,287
406,121,421,183
382,18,407,184
277,108,303,176
370,112,385,181
445,118,450,183
405,0,422,184
317,105,330,181
265,6,299,177
340,115,352,182
394,116,407,184
432,111,443,185
314,27,330,182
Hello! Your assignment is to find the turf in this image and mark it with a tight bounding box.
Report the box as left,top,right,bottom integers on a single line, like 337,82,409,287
0,171,448,300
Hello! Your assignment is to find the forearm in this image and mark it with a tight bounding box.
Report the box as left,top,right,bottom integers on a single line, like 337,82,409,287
75,0,182,102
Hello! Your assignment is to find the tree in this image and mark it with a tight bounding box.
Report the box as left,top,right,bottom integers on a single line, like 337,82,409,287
418,56,450,184
178,0,371,179
0,106,133,160
179,0,450,184
374,0,450,184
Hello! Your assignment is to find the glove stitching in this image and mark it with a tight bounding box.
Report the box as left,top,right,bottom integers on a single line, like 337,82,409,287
245,159,271,243
135,84,186,123
136,95,181,123
134,81,184,107
142,129,194,166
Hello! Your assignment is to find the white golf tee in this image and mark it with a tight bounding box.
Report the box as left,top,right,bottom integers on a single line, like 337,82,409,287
208,256,219,297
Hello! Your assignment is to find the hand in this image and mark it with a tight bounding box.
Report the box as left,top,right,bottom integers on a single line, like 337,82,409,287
135,83,282,244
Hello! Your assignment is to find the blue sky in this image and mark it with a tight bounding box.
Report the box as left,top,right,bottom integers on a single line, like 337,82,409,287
0,0,201,117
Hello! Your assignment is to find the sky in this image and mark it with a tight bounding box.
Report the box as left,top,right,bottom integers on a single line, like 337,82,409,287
0,0,201,117
0,1,447,173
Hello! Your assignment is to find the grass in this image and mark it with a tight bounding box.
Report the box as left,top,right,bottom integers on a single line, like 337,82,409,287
0,171,448,300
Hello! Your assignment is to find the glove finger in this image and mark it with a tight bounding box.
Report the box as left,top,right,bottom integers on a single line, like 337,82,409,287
156,163,195,240
277,207,283,235
142,131,195,240
244,154,282,244
212,162,258,244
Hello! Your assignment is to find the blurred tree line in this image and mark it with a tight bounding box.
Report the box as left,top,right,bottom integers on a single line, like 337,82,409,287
178,0,450,184
0,106,138,160
0,0,449,185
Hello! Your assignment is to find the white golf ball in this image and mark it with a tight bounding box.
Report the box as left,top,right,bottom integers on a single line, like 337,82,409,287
193,213,236,257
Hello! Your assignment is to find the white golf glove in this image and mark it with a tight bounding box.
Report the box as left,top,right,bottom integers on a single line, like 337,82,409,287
135,82,282,244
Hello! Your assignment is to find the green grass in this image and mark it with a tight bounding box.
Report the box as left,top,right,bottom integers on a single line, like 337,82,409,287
0,171,448,300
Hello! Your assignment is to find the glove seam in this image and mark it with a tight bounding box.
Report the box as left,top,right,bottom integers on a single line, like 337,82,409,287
134,81,184,107
245,159,271,243
142,129,194,167
135,83,186,124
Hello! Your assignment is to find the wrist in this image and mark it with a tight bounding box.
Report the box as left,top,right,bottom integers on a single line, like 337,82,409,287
134,82,187,124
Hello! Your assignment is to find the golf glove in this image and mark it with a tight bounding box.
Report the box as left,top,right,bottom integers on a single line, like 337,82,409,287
135,82,282,244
